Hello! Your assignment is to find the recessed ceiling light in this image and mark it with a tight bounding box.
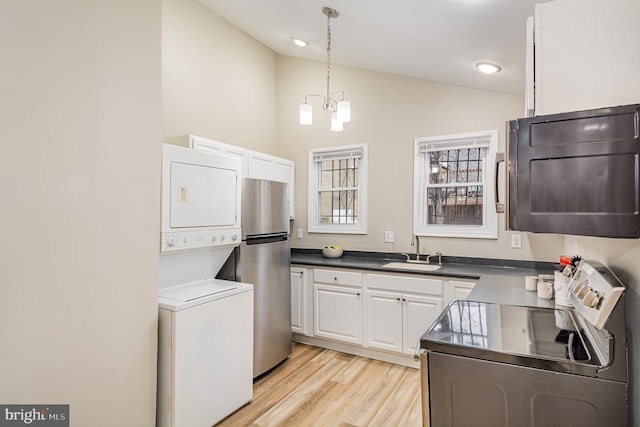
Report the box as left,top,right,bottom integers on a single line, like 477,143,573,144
292,38,308,47
475,62,502,74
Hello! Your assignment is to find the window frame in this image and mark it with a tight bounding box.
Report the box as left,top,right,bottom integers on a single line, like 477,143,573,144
413,130,498,239
308,144,368,234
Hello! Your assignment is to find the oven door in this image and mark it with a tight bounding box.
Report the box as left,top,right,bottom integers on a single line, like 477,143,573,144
426,352,628,427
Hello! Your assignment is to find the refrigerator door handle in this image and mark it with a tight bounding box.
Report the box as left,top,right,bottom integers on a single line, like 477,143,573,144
245,233,288,245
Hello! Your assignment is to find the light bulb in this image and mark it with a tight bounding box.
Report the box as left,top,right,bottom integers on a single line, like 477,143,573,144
475,62,502,74
299,103,312,125
337,100,351,123
331,112,343,132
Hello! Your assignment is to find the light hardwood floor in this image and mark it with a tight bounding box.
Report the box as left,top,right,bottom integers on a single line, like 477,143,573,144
217,342,423,427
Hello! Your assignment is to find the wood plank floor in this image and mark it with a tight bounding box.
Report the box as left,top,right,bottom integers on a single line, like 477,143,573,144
217,343,423,427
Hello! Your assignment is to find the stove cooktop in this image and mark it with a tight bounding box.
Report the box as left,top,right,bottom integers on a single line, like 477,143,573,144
421,300,605,376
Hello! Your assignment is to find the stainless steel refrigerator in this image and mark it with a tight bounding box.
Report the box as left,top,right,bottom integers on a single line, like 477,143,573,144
218,178,292,377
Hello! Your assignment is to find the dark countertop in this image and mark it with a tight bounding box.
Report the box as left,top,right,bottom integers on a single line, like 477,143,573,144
291,249,560,309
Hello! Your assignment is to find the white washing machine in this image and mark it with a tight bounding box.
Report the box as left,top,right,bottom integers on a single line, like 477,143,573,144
157,279,253,427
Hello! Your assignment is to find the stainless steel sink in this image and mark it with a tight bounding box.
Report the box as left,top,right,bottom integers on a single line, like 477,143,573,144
381,262,441,272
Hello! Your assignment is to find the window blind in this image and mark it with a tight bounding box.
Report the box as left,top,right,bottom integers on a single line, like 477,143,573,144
312,146,363,162
419,136,491,153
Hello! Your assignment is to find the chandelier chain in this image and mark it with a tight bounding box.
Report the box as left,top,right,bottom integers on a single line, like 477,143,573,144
325,11,332,109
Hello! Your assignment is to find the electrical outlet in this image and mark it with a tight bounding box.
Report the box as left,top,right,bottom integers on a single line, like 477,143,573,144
297,228,303,239
511,234,522,249
384,230,395,243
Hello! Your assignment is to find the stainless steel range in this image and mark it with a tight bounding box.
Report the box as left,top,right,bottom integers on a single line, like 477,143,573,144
417,260,628,426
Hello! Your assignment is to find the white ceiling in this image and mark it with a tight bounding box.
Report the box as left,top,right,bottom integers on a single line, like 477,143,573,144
197,0,553,96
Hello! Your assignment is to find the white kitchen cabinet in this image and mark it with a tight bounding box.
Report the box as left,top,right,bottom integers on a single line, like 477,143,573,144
529,0,640,116
402,294,443,354
444,280,476,304
292,265,476,367
274,159,295,219
291,267,305,335
313,268,363,345
247,152,295,218
313,283,363,345
163,134,250,177
248,151,275,180
366,274,443,355
366,290,403,352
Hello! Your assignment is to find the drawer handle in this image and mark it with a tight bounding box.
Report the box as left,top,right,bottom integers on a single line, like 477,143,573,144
356,292,361,296
334,277,338,281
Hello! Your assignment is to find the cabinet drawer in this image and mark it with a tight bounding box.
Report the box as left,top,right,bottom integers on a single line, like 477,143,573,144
314,268,363,287
367,273,442,296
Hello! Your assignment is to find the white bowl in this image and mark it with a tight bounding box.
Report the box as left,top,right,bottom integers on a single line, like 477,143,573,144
322,247,343,258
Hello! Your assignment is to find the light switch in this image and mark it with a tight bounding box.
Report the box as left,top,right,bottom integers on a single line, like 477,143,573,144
384,230,395,243
511,234,522,249
297,228,303,239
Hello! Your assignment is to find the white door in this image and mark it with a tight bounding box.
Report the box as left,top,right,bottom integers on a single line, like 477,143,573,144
366,290,403,352
446,280,476,304
291,268,304,334
248,152,274,180
402,294,443,355
313,284,363,344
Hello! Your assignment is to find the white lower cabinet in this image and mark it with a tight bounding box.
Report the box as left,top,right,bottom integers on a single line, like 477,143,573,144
366,290,403,352
402,294,443,354
314,283,363,344
291,265,476,366
291,267,305,335
445,280,476,304
366,274,443,355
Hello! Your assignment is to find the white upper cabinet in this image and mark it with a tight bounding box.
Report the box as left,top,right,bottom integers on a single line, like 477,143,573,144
164,134,295,218
530,0,640,116
248,151,275,181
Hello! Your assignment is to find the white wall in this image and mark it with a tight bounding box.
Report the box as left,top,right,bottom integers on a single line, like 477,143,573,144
276,55,564,261
162,0,278,154
564,235,640,423
0,2,161,426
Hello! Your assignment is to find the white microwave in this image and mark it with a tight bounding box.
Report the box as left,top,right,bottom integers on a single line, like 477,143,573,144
161,144,241,253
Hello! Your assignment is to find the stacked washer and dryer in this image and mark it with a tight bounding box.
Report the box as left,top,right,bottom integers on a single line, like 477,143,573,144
156,144,253,427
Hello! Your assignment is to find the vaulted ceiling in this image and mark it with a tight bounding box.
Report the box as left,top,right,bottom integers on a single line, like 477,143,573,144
198,0,553,95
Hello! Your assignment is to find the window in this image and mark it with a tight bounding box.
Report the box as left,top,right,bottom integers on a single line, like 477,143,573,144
414,130,498,239
308,144,367,234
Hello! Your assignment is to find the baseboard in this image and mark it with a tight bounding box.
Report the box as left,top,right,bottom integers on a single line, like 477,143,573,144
293,334,419,369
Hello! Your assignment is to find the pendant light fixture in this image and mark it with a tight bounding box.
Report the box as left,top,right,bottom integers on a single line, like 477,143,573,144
299,7,351,132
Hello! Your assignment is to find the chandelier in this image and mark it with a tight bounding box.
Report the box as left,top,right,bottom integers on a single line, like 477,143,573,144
299,7,351,132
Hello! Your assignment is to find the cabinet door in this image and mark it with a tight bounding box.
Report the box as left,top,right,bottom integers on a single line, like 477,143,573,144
248,151,275,180
274,159,295,219
403,294,443,355
313,284,363,344
533,1,640,115
222,145,249,178
291,268,304,334
366,290,403,352
189,135,224,153
446,280,476,305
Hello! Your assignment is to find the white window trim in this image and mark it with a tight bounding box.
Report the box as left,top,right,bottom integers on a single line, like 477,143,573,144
413,130,498,239
308,144,368,234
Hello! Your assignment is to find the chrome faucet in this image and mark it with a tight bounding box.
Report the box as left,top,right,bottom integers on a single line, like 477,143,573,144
410,235,421,262
426,251,443,265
